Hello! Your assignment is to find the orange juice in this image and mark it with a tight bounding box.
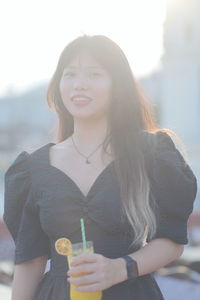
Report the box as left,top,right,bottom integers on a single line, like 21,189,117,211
67,241,102,300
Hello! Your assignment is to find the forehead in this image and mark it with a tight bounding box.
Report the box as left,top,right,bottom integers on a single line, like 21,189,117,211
65,53,104,70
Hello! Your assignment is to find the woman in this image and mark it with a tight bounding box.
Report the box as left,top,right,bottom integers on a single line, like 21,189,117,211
3,34,197,300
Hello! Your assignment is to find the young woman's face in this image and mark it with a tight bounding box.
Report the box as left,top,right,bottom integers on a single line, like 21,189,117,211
59,53,112,121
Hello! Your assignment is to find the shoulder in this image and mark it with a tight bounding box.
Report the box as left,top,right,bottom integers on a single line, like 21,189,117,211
140,130,176,151
140,130,185,163
4,151,30,184
141,130,197,191
3,143,51,234
139,130,177,170
5,142,51,180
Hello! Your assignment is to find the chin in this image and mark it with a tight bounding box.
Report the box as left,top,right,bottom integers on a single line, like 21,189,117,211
67,106,106,121
71,111,97,120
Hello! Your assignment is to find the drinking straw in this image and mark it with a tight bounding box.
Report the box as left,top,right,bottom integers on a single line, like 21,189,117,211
80,218,87,250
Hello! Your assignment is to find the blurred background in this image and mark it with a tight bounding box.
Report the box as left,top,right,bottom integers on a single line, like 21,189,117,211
0,0,200,298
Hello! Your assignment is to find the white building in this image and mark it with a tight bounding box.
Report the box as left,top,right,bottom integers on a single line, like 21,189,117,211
161,0,200,144
141,0,200,210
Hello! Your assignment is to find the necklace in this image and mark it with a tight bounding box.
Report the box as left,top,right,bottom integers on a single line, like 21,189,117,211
71,135,106,164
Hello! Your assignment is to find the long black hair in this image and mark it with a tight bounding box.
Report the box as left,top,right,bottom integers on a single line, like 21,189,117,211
46,34,161,248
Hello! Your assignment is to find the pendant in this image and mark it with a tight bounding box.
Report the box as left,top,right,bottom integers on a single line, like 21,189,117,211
86,158,91,164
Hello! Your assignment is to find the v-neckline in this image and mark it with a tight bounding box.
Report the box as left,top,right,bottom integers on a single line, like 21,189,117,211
46,142,115,200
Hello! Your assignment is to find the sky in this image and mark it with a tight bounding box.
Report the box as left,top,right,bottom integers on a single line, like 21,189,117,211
0,0,166,97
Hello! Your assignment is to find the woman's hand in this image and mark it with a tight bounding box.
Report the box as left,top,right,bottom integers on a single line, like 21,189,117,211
67,253,127,292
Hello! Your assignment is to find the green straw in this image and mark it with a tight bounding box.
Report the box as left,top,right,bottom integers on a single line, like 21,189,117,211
80,218,87,250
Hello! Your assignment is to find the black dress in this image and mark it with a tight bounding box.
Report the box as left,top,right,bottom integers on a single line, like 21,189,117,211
3,131,197,300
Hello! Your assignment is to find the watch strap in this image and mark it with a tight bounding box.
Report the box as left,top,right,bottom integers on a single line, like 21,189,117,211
121,255,139,281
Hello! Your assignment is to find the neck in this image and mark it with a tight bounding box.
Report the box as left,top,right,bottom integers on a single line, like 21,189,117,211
72,117,110,152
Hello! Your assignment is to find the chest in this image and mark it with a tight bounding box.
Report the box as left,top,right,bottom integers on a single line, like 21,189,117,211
49,145,114,198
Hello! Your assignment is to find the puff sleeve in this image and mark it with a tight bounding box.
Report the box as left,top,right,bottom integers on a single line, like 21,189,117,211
147,131,197,244
3,151,51,264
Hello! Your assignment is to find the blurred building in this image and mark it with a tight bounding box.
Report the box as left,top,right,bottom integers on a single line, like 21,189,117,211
141,0,200,210
0,85,57,168
161,0,200,143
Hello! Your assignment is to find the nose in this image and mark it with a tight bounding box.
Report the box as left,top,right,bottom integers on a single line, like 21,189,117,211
73,73,88,90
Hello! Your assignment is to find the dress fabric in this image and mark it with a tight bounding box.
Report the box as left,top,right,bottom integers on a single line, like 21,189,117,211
3,131,197,300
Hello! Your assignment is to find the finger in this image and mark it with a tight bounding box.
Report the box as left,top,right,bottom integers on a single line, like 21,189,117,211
68,262,97,276
68,272,101,287
74,282,101,293
70,253,100,266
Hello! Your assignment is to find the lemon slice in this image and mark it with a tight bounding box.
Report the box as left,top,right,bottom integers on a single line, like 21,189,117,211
55,238,72,256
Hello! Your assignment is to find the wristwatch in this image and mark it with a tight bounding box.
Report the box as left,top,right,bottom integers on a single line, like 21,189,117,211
121,255,139,282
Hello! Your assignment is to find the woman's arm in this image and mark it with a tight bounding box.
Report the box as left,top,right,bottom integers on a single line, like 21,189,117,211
113,237,184,284
67,237,184,293
11,255,48,300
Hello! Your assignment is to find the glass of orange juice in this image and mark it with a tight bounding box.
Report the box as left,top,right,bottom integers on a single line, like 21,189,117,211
67,241,102,300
